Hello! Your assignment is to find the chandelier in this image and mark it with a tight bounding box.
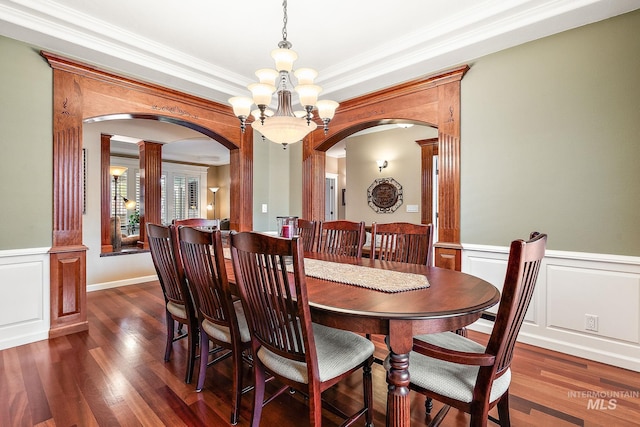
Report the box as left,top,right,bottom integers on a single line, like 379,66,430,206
228,0,339,149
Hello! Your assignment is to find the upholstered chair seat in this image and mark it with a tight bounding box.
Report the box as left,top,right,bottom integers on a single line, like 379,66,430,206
258,323,374,384
392,332,511,404
166,301,187,320
200,300,251,344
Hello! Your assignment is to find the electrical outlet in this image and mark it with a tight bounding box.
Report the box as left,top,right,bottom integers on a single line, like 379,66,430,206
585,314,598,332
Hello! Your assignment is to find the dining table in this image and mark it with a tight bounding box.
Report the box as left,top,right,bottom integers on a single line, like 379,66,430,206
224,250,500,427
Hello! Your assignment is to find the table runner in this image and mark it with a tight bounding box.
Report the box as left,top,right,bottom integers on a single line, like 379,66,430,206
300,258,429,293
223,248,429,293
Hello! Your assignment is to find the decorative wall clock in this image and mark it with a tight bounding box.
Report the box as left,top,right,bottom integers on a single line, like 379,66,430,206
367,177,403,213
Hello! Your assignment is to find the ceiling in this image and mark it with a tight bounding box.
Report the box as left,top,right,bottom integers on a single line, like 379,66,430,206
2,0,637,163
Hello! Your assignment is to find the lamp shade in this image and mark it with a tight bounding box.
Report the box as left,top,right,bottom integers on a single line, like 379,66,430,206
123,197,136,209
294,68,318,84
271,48,298,72
255,68,279,86
316,100,339,120
228,96,252,117
295,84,322,107
110,165,128,177
248,83,275,106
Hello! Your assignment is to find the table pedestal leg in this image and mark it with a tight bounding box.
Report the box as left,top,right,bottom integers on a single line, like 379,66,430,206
386,350,410,427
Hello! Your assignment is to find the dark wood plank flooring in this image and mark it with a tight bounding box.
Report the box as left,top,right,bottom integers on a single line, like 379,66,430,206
1,281,639,426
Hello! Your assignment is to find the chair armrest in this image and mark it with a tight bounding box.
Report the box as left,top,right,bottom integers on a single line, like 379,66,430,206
412,337,496,367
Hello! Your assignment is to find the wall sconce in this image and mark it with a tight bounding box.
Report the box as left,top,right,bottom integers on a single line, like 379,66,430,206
376,160,388,173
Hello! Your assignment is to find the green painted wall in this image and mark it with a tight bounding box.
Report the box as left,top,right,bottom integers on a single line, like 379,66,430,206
461,10,640,255
345,125,437,225
1,10,639,256
252,135,291,232
0,37,52,250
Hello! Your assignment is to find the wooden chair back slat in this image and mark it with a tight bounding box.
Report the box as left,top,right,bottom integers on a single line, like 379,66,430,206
230,232,312,364
177,226,233,328
371,222,434,266
147,223,186,305
317,220,365,258
489,232,546,374
295,219,317,252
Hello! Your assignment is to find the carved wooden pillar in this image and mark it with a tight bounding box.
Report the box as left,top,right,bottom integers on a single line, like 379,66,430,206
49,67,88,338
302,132,326,221
100,134,113,252
229,129,253,231
137,141,162,248
416,138,438,226
433,82,462,270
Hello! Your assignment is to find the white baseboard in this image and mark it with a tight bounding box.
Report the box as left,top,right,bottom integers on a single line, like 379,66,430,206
87,274,159,292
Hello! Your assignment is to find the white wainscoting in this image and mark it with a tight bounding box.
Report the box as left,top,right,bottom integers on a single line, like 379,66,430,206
0,247,50,350
463,243,640,372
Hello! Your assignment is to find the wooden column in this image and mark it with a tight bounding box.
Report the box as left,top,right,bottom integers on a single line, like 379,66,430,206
100,134,114,252
303,132,326,221
49,68,88,338
138,141,162,248
433,82,463,270
416,138,438,226
229,129,253,232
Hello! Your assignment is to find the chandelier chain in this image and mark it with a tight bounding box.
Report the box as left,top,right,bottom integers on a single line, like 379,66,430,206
281,0,288,42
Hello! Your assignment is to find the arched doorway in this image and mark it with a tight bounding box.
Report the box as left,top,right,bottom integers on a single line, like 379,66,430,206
44,52,251,338
303,66,468,271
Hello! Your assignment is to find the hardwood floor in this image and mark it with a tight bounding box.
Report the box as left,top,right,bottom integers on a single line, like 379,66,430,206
1,281,639,426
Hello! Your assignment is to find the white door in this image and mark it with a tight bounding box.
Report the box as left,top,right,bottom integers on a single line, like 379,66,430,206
325,174,337,221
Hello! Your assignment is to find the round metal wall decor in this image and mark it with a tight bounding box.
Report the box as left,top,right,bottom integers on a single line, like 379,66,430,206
367,177,403,213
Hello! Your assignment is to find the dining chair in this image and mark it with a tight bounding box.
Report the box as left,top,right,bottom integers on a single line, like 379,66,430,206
173,217,218,231
296,218,317,252
370,222,434,266
229,231,375,427
403,232,547,427
146,223,198,384
316,220,366,258
176,225,251,425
